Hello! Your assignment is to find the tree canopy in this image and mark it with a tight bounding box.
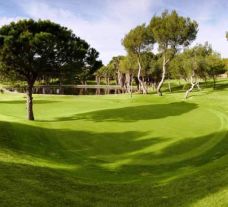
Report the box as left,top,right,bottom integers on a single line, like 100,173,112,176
148,10,198,95
122,24,154,94
0,19,100,120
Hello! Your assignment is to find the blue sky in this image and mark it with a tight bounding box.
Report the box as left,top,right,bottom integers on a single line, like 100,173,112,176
0,0,227,64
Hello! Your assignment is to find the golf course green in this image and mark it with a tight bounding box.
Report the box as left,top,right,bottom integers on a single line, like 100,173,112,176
0,83,228,207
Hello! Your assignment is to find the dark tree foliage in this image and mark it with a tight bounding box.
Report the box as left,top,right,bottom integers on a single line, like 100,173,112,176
0,19,99,120
75,48,103,84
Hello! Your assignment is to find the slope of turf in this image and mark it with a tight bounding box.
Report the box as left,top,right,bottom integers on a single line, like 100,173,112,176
0,84,227,207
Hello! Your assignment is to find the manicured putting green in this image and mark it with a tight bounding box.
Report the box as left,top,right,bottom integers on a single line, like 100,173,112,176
0,86,227,206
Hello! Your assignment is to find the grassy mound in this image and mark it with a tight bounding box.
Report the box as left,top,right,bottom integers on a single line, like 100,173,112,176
0,84,227,207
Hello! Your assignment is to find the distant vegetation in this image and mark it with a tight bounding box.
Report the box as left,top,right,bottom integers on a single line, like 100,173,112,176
0,10,227,121
97,10,227,98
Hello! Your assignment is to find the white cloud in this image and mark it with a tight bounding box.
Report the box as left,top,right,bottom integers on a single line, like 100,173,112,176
16,0,160,64
196,20,228,58
0,16,26,26
1,0,227,64
188,0,228,58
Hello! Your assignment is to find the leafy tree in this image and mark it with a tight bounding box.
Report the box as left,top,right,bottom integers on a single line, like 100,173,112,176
140,52,155,79
107,58,118,85
106,56,125,87
95,59,118,86
180,43,225,90
75,48,102,84
0,19,95,120
205,53,225,88
169,54,186,81
224,59,228,79
119,55,137,94
149,56,163,88
122,24,154,94
95,65,109,85
148,10,198,96
95,66,106,85
119,55,137,74
179,49,202,99
171,43,215,98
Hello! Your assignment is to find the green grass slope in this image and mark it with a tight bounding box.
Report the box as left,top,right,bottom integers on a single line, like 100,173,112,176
0,83,228,207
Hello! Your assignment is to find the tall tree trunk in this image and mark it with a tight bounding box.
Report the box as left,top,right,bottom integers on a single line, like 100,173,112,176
196,82,201,90
107,77,110,86
137,57,147,94
96,76,100,85
157,56,168,96
185,73,197,99
115,75,119,85
125,72,131,94
96,88,101,95
117,70,123,87
26,83,34,120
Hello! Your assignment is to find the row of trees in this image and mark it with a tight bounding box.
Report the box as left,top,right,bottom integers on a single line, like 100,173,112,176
123,10,198,96
0,12,227,120
171,43,226,98
96,44,226,97
97,11,227,98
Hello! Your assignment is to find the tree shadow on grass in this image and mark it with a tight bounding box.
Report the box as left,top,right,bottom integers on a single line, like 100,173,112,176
114,130,228,207
118,130,228,175
0,131,227,207
0,100,60,104
200,80,228,91
0,121,168,166
0,120,227,206
54,101,198,122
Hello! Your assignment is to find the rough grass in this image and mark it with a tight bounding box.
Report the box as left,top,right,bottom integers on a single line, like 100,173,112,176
0,81,228,207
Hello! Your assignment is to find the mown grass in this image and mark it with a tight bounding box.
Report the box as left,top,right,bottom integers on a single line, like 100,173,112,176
0,80,228,206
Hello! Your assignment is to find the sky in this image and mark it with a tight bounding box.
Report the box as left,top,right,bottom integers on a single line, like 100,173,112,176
0,0,227,64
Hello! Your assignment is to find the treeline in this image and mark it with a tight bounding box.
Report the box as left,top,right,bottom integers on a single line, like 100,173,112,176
96,10,227,98
0,12,227,121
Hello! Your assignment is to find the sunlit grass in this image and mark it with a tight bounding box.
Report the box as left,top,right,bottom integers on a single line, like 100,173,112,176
0,80,227,206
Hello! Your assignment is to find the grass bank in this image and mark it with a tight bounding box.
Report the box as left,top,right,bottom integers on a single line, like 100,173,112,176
0,82,227,206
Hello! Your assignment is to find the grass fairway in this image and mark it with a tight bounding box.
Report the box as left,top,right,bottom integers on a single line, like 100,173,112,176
0,84,228,207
